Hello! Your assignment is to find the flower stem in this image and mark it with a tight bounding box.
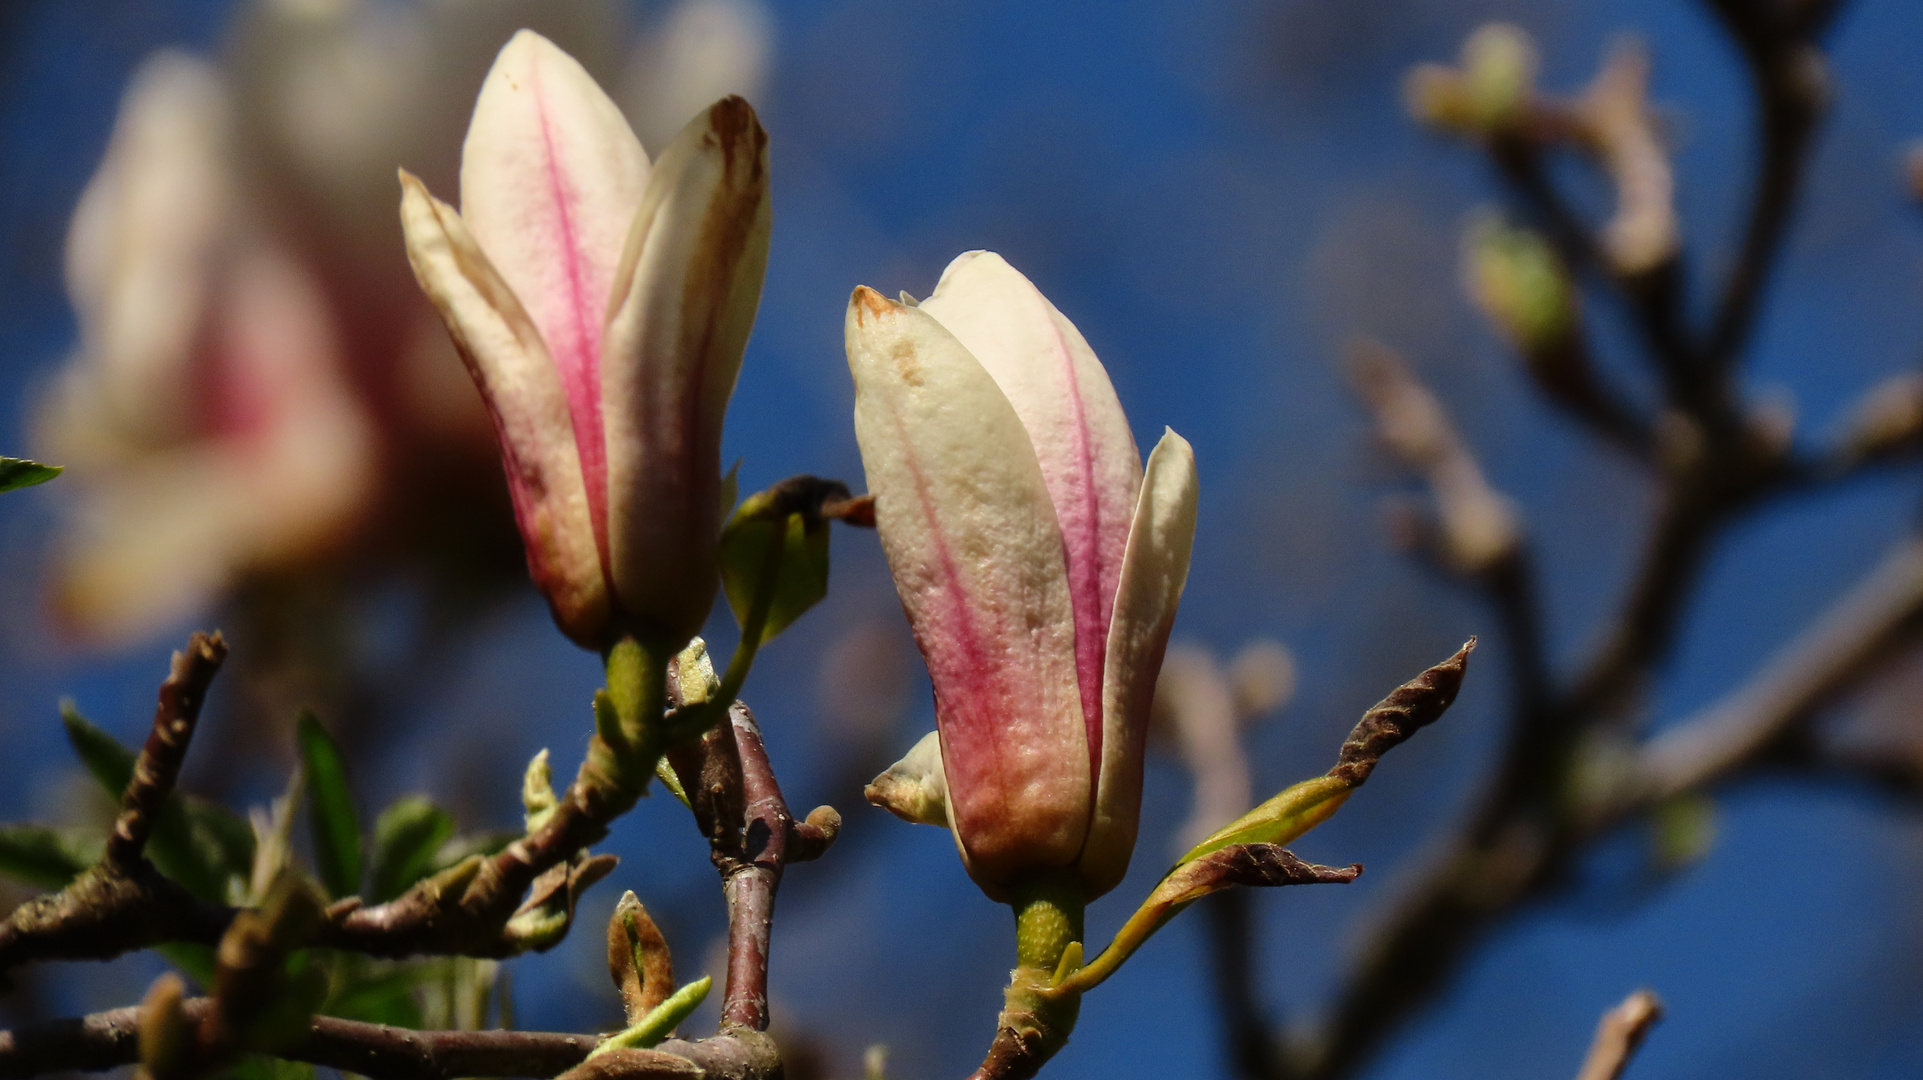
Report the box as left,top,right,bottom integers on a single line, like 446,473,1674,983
604,635,670,783
971,872,1086,1080
1012,872,1084,973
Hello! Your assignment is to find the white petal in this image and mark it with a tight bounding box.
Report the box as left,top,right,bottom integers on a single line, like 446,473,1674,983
846,286,1087,894
601,96,770,645
919,251,1142,766
864,730,950,828
461,29,649,539
1081,428,1200,898
399,170,609,644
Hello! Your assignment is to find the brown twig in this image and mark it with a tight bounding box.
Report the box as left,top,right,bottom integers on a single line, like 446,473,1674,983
0,635,236,977
1698,0,1832,378
1572,990,1663,1080
0,996,599,1080
1632,536,1923,803
106,633,227,867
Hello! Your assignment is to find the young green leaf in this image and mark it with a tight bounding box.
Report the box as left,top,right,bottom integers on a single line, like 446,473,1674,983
718,496,831,645
322,959,428,1028
431,830,518,873
368,796,455,903
0,825,102,888
61,699,135,794
297,712,362,899
158,943,218,988
0,457,61,493
1054,845,1358,996
589,976,713,1056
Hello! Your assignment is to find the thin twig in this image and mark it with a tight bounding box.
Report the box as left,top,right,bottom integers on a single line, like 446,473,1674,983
0,635,236,977
0,996,596,1080
1633,536,1923,804
1572,990,1663,1080
106,632,227,867
0,999,786,1080
1699,0,1831,378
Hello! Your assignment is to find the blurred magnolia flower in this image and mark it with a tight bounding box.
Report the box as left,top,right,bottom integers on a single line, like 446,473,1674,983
401,31,771,649
36,0,778,649
850,252,1200,902
37,53,374,644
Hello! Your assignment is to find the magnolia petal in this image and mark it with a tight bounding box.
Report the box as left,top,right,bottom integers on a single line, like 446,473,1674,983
918,251,1142,774
1080,428,1200,898
64,51,232,443
399,170,609,644
50,249,373,646
864,731,950,828
461,29,649,547
602,96,769,645
846,286,1088,895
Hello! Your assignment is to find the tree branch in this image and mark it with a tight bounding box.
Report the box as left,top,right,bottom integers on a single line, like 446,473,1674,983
1698,0,1831,378
1632,536,1923,804
106,633,227,867
1572,989,1663,1080
0,996,598,1080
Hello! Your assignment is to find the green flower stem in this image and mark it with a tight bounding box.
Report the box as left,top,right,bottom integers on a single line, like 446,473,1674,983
1012,873,1084,973
603,636,670,784
976,871,1086,1078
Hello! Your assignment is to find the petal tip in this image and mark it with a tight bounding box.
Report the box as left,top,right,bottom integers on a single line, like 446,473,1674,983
850,285,898,323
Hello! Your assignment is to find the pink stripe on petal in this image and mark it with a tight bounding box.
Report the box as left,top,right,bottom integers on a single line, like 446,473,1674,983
920,252,1142,786
461,31,648,565
399,172,609,646
846,287,1089,897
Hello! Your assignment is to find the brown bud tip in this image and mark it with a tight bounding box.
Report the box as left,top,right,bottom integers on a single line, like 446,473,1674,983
1329,638,1476,785
851,285,898,322
1154,844,1363,910
608,890,675,1024
138,973,191,1080
824,493,877,528
788,805,843,863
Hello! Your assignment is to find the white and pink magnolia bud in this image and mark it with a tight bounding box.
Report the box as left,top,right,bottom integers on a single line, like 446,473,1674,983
400,30,770,649
848,252,1200,901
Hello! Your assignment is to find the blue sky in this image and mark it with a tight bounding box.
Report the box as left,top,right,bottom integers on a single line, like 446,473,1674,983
3,1,1923,1077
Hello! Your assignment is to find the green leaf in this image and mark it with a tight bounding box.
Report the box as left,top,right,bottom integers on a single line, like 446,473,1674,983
61,700,134,793
1175,774,1353,867
218,1054,315,1080
589,975,713,1056
159,943,218,988
368,796,454,904
0,457,60,493
323,959,427,1028
182,795,257,883
718,485,835,645
0,825,101,888
298,712,362,899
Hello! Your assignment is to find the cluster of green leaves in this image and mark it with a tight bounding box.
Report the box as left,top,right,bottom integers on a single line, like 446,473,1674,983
0,704,514,1043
